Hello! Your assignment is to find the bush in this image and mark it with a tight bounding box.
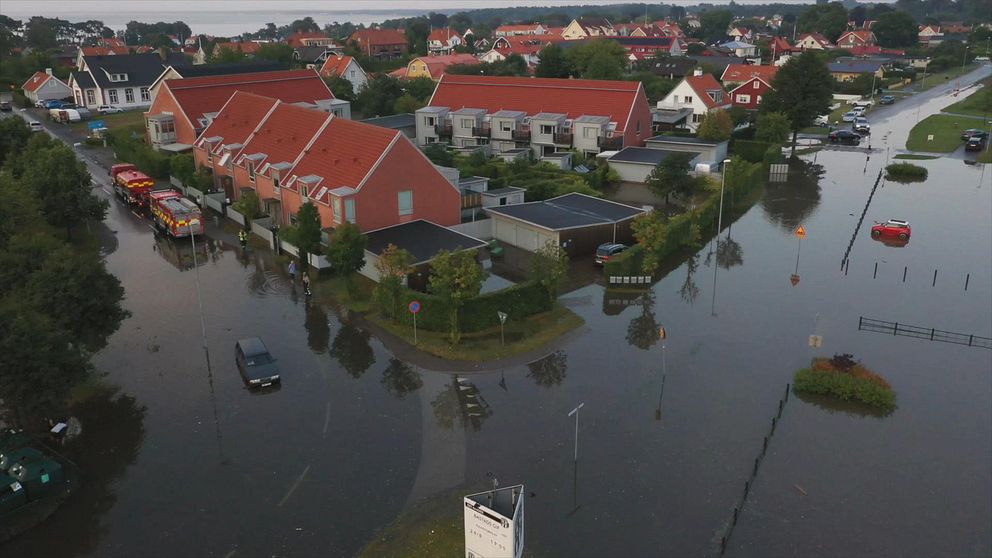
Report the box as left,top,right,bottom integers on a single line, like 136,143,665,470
732,139,774,163
13,90,32,108
107,124,171,179
604,244,645,277
885,162,928,181
793,368,896,411
386,282,552,333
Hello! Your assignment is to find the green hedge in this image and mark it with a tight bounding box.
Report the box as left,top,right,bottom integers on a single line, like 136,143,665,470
732,139,773,163
604,244,645,276
388,281,552,333
107,125,171,179
793,368,896,411
885,162,928,181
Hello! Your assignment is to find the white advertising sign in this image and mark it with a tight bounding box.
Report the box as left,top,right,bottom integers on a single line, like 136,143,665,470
464,485,524,558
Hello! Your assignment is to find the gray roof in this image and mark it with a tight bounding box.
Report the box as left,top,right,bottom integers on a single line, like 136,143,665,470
646,134,721,146
651,108,692,124
364,220,486,265
360,113,416,130
492,110,526,118
720,40,756,49
177,61,289,78
828,61,884,73
452,107,487,115
483,187,525,196
486,193,645,231
71,71,96,89
82,53,188,89
575,115,610,124
648,57,698,77
417,106,449,114
531,112,567,121
609,147,680,165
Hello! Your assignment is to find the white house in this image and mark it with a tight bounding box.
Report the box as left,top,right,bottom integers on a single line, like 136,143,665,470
21,69,72,104
656,70,732,131
319,55,368,92
427,28,463,56
69,52,187,110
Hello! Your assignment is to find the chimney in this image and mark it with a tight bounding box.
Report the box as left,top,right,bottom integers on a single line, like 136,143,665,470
693,68,703,77
45,68,53,75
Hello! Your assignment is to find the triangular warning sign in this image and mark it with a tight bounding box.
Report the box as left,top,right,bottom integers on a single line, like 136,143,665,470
795,226,806,238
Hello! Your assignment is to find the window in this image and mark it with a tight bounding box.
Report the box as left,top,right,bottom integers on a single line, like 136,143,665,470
426,136,436,144
540,124,554,134
333,198,342,222
425,116,436,126
582,127,596,138
108,89,118,104
125,88,134,103
398,190,413,216
500,121,512,132
736,94,751,104
683,95,693,104
461,117,473,128
86,90,96,105
140,87,150,102
757,95,763,104
636,120,641,135
248,162,255,181
273,177,280,189
753,80,760,89
345,199,355,222
692,113,702,123
349,70,355,78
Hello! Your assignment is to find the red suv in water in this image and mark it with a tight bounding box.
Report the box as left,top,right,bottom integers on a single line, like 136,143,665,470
871,219,911,240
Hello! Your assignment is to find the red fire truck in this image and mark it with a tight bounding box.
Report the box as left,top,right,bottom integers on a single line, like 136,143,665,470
148,190,204,238
110,164,154,208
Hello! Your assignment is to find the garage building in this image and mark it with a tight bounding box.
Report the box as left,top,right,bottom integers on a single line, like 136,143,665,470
485,193,646,255
607,147,699,183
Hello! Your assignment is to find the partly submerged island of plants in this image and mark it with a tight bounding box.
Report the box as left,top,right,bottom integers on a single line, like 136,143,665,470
793,354,897,413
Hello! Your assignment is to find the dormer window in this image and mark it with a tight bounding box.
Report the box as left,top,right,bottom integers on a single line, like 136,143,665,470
109,73,128,82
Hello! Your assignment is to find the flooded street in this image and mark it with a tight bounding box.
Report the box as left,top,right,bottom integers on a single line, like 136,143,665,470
4,68,991,557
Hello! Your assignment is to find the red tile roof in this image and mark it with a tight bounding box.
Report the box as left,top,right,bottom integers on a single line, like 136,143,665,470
684,74,730,109
99,37,126,48
319,55,357,78
429,74,643,132
164,69,333,126
22,71,53,93
349,29,407,47
290,118,399,192
428,29,461,43
838,30,876,43
198,92,279,149
81,46,129,56
721,64,779,84
238,102,330,167
770,37,796,53
214,41,262,55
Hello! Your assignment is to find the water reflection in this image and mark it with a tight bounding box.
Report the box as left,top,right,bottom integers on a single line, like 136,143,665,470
794,390,894,419
431,376,491,431
153,232,208,272
761,160,825,233
527,350,568,387
380,358,423,399
626,291,660,351
304,302,330,354
679,254,701,305
715,236,744,270
330,323,375,378
2,387,146,557
602,288,643,316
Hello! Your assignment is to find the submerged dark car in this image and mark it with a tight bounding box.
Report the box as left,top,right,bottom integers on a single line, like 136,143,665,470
879,95,895,105
235,337,281,388
965,136,986,151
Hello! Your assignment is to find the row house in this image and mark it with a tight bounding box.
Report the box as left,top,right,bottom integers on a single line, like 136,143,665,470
837,30,877,49
427,29,463,55
493,24,548,37
145,69,339,151
194,92,460,232
562,17,617,40
319,55,368,92
415,74,652,157
348,29,408,59
69,52,187,110
657,70,732,132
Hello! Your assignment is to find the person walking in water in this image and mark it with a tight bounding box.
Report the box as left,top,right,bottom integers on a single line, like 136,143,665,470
288,260,297,282
302,272,311,297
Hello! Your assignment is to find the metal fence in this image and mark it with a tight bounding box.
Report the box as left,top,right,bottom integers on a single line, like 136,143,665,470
858,316,992,349
609,275,652,285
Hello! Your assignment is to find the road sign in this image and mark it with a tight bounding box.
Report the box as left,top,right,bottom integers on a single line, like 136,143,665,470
795,225,807,239
808,335,823,348
790,274,801,286
88,120,106,130
464,485,525,558
497,311,508,324
408,300,421,314
658,326,667,340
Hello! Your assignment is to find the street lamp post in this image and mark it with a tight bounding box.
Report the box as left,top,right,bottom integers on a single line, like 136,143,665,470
188,219,210,368
567,402,584,462
962,46,969,71
716,158,732,242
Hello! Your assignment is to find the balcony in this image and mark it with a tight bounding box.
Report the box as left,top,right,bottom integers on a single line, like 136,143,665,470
511,128,531,141
435,123,453,138
553,131,573,145
598,135,623,150
461,190,482,209
471,124,491,137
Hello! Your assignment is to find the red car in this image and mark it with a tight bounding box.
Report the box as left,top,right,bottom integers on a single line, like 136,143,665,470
871,219,911,240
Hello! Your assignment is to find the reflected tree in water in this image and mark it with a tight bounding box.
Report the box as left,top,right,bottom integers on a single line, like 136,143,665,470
330,323,375,378
431,376,491,431
716,236,744,269
626,291,659,351
527,350,568,388
304,302,330,354
380,358,423,399
679,254,701,305
761,159,825,233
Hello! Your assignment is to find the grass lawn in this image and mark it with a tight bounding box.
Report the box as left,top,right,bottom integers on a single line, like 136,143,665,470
368,304,583,362
905,114,976,152
70,110,145,133
979,148,992,164
893,153,939,160
915,63,980,92
942,78,992,117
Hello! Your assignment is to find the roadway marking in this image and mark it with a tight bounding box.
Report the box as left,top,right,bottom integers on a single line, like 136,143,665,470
322,402,331,438
223,550,236,558
277,464,311,507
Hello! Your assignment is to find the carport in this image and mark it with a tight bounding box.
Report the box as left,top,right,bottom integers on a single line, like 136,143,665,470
485,193,646,255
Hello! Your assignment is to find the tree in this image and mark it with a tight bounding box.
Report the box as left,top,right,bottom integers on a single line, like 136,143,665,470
355,75,403,117
394,94,424,114
380,359,423,399
25,21,57,50
429,249,486,343
326,221,366,294
760,51,833,157
209,45,246,64
324,75,355,101
424,143,454,166
631,213,668,274
697,109,733,141
404,76,437,101
232,191,262,219
645,152,697,203
797,2,849,42
295,202,322,258
289,17,320,34
584,50,624,80
755,111,792,143
699,9,734,41
18,142,107,237
873,11,920,48
566,39,626,78
531,239,569,305
255,43,294,64
535,43,572,78
0,118,32,165
169,153,195,186
373,244,414,319
448,13,473,34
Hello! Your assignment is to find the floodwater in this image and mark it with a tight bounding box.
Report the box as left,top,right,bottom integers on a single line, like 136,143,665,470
4,68,991,557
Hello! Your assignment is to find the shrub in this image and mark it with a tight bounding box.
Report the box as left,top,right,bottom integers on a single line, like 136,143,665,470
794,368,896,411
604,244,645,277
885,162,928,182
386,282,552,333
732,139,774,163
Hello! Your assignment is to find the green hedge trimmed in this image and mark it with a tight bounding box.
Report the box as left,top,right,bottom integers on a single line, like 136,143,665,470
388,281,552,333
794,368,896,411
732,139,774,163
604,244,645,276
885,162,928,181
108,125,171,179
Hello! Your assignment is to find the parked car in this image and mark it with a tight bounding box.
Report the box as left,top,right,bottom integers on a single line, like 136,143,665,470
842,111,859,122
829,130,861,144
851,106,867,117
595,243,627,265
871,219,911,240
854,118,871,134
235,337,280,388
814,114,830,126
28,121,43,133
961,129,988,141
0,100,11,111
97,105,123,114
852,99,873,108
879,95,896,105
965,136,987,151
